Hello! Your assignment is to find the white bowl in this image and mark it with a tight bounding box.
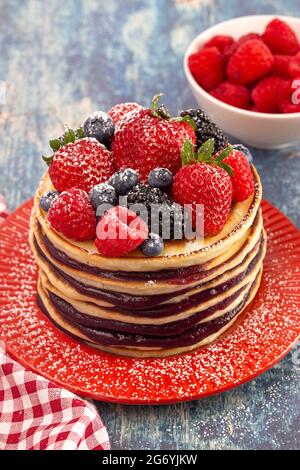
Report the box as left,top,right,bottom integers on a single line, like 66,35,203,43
184,15,300,149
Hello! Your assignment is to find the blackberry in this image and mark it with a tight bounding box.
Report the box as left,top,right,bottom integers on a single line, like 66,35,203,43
181,108,229,152
126,183,184,240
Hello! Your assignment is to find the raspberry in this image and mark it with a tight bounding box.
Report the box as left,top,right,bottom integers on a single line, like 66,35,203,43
278,79,300,112
210,82,250,109
203,35,234,53
272,55,292,78
222,42,238,63
221,149,254,202
108,103,142,125
251,76,285,113
222,34,261,63
289,52,300,78
48,188,97,241
95,206,148,256
280,101,300,113
188,47,224,91
262,18,299,55
238,33,261,44
49,138,115,193
227,39,274,85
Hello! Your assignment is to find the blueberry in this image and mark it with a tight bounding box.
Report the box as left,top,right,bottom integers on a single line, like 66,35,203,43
40,191,59,212
109,169,139,195
233,144,253,164
148,167,173,189
140,233,164,257
90,183,117,211
83,111,115,148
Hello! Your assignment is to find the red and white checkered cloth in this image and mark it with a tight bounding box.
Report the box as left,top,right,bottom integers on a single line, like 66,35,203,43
0,342,110,450
0,199,110,450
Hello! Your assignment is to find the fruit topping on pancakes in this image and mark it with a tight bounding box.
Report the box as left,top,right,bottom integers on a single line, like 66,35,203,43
49,138,115,193
108,102,143,124
95,206,148,256
111,94,196,182
172,140,233,236
48,188,97,241
41,94,255,255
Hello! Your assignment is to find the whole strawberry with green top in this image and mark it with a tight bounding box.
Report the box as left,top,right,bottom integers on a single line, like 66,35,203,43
172,139,233,236
112,94,196,182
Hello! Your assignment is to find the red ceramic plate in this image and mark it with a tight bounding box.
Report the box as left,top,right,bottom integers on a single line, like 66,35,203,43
0,199,299,404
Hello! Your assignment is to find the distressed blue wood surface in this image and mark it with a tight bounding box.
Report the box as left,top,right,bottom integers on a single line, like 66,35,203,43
0,0,299,450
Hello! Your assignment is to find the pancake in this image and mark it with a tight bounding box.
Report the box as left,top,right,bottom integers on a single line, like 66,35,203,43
29,207,263,295
30,164,266,357
38,233,266,326
37,268,262,358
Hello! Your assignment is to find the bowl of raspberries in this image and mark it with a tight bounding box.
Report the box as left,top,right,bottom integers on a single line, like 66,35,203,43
184,15,300,148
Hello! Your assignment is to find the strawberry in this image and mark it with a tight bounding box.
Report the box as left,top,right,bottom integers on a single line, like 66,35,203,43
251,76,285,113
289,52,300,78
48,188,97,241
95,206,148,256
227,39,274,85
210,81,250,109
262,18,299,55
218,149,255,202
188,47,224,91
111,94,196,182
203,35,234,53
172,140,233,236
272,55,292,78
49,138,115,193
108,102,143,125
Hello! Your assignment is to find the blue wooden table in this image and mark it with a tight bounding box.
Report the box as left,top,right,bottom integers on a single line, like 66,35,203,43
0,0,299,450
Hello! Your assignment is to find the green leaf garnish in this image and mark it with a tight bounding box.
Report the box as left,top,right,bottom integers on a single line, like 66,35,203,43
219,161,233,176
49,139,61,152
42,126,85,167
197,138,215,163
181,139,196,165
63,128,76,144
42,154,54,166
215,145,233,163
151,94,196,132
180,138,233,176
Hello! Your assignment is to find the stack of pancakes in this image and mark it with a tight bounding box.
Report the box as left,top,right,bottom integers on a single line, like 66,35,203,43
29,167,266,357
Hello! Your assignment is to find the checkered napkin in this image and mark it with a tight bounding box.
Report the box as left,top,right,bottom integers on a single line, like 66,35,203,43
0,199,109,450
0,343,110,450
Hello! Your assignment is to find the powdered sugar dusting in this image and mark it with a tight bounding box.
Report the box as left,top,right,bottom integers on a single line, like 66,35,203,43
0,200,299,403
